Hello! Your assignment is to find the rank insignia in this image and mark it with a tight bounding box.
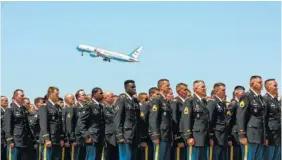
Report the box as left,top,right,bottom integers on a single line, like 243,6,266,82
240,101,245,107
152,105,157,111
184,107,189,114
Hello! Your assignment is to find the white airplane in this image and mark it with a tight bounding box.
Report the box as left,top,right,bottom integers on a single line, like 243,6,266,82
76,44,143,62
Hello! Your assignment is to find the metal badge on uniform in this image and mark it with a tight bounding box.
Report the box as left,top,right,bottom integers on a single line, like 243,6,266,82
15,112,20,116
52,116,55,120
34,114,38,118
163,111,167,116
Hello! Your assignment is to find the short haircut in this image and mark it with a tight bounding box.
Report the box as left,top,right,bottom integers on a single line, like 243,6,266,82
34,97,44,104
210,89,216,96
23,97,30,101
250,75,262,82
124,80,135,86
13,89,24,98
157,79,169,88
138,92,148,100
47,87,59,96
213,82,225,90
176,83,187,92
234,85,245,91
75,89,84,100
148,87,159,95
92,87,102,96
193,80,204,85
264,79,275,86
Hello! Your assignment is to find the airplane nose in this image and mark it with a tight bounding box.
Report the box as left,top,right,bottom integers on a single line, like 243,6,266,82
76,46,80,51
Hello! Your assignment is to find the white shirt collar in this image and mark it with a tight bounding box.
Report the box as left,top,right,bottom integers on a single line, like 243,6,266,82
1,107,5,112
194,93,202,101
177,96,185,103
77,102,83,108
125,93,132,100
48,99,55,106
65,104,70,108
250,89,260,97
13,101,21,108
92,98,99,105
216,96,223,102
235,98,239,103
266,92,275,99
160,93,166,100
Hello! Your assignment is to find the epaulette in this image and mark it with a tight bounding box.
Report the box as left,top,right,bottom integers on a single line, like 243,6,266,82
119,93,127,99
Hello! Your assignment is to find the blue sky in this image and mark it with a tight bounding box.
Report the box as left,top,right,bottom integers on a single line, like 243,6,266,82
1,2,281,103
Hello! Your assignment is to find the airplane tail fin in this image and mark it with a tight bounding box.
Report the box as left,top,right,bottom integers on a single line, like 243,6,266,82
128,46,143,59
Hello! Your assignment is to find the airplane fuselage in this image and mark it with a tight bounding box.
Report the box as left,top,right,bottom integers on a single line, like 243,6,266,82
76,45,139,62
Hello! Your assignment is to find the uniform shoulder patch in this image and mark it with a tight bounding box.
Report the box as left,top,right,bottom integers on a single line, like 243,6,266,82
184,107,189,114
152,105,157,111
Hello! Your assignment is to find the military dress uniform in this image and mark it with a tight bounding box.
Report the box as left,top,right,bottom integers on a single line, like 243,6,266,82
180,95,210,160
228,99,242,160
1,107,7,160
102,102,118,160
29,109,41,160
237,90,267,160
207,97,229,160
149,94,172,160
171,96,186,160
114,93,140,160
139,102,153,160
63,104,82,160
78,99,104,160
39,100,64,160
263,93,281,160
4,102,33,160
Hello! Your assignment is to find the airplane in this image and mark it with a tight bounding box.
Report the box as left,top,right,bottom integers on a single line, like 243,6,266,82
76,44,143,62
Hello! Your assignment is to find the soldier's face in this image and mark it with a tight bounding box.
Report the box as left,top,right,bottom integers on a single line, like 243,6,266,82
68,96,75,106
178,86,188,98
15,91,25,104
105,93,115,105
50,89,59,102
78,91,87,102
150,90,160,99
139,95,149,104
95,89,104,101
195,82,206,97
216,86,226,99
161,81,170,94
167,91,174,100
235,89,245,99
36,99,44,108
23,99,31,109
266,80,278,96
252,78,263,91
126,83,136,96
1,97,8,108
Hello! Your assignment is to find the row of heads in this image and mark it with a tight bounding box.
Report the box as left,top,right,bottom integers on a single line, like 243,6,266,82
1,76,279,109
